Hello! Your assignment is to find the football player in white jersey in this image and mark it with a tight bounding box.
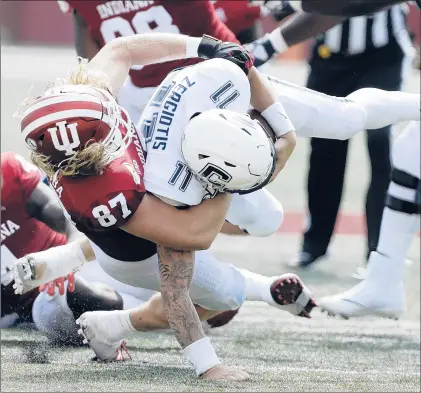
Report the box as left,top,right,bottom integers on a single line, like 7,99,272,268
13,32,419,379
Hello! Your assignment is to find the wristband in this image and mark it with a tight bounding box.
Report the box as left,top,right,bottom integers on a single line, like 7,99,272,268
261,102,295,138
182,337,221,376
268,29,289,54
185,37,202,58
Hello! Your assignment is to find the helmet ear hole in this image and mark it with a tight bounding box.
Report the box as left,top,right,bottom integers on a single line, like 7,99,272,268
224,162,236,168
198,154,209,160
241,128,252,136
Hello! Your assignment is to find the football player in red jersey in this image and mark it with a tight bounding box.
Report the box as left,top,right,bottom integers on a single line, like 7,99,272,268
57,0,241,125
11,32,319,381
1,151,75,329
0,152,158,344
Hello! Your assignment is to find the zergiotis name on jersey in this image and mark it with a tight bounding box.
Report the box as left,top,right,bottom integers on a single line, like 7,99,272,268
142,73,196,152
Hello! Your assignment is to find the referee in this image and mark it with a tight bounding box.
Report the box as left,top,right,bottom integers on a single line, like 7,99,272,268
292,4,415,268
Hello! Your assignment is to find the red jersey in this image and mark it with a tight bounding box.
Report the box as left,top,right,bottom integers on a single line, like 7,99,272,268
1,152,67,263
58,0,238,88
50,132,156,262
1,152,66,319
212,0,263,35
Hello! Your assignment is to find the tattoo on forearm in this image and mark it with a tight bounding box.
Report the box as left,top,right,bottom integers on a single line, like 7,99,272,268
157,245,205,349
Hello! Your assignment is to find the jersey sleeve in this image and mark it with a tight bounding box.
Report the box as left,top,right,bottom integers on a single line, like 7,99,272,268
12,155,42,204
188,58,251,116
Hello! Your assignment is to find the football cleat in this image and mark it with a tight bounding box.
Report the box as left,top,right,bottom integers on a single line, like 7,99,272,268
76,312,131,362
268,274,318,318
319,282,405,320
320,251,406,320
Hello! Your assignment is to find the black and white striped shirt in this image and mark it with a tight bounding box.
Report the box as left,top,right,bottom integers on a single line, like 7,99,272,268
316,4,413,57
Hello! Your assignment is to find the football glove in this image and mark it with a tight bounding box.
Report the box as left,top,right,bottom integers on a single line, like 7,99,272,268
198,35,254,75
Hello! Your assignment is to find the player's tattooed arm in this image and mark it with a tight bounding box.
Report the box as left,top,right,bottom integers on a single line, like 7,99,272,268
157,245,204,349
26,182,80,242
73,11,101,60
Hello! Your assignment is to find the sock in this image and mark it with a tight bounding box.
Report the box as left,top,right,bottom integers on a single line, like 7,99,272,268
347,88,420,129
376,207,420,262
101,310,137,342
237,268,272,303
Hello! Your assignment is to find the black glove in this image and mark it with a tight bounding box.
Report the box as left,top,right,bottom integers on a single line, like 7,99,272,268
198,35,254,75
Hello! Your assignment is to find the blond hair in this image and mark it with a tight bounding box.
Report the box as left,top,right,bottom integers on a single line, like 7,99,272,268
32,58,116,179
31,142,109,179
49,57,114,93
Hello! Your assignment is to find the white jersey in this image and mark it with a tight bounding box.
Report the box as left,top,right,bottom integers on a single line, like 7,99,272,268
140,58,251,207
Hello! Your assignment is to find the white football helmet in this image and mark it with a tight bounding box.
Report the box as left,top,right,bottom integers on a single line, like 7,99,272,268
181,109,276,194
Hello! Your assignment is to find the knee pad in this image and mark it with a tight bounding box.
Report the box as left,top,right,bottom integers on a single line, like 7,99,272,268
227,189,284,237
32,289,81,346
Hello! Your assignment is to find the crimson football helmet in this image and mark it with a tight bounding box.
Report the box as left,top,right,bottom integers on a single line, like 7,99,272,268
20,84,133,165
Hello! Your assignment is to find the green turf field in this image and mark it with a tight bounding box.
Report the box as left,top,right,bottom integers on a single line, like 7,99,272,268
1,46,420,392
1,303,420,392
1,234,420,392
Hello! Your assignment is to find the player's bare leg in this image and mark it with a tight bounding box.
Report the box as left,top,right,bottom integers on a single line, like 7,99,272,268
319,121,420,319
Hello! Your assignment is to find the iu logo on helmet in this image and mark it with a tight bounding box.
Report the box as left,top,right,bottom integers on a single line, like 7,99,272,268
47,121,81,156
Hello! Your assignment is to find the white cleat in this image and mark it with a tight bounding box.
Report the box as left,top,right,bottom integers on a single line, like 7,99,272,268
320,251,407,320
319,287,404,320
76,312,131,362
